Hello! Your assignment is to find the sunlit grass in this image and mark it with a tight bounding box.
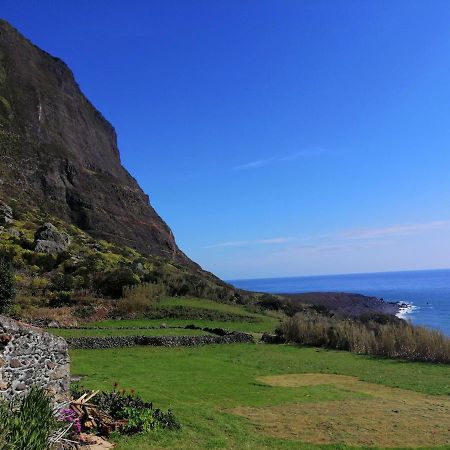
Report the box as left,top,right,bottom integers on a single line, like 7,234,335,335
70,344,450,449
47,327,211,338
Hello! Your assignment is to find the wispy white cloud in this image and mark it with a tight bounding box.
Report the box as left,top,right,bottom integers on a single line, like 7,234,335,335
205,237,292,249
201,219,450,278
233,147,327,170
340,220,450,240
278,147,328,161
258,237,292,244
232,157,276,171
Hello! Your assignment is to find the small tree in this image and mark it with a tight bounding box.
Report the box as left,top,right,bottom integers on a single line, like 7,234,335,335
0,255,15,314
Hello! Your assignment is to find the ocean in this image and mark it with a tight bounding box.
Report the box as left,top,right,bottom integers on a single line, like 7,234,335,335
229,269,450,336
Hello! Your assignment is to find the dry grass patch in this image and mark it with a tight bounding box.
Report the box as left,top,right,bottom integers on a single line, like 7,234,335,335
231,374,450,448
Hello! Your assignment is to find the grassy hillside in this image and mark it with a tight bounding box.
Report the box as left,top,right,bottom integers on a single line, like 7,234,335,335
0,207,253,322
46,296,281,335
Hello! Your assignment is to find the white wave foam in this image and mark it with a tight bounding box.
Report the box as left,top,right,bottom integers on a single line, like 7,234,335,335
396,303,417,319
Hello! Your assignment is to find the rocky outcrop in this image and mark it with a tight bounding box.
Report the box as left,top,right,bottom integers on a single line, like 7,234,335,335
0,201,12,225
0,19,195,266
0,315,70,403
34,222,70,254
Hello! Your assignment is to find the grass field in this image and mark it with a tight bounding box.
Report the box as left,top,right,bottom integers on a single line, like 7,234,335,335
47,327,212,338
84,316,279,333
157,297,257,316
70,343,450,450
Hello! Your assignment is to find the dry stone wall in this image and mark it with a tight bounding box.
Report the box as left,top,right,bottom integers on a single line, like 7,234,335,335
66,332,254,349
0,315,70,402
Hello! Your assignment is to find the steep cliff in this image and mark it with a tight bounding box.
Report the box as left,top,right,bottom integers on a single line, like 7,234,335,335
0,19,193,266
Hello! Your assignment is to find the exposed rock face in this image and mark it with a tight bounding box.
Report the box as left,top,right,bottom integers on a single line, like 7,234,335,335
0,201,12,225
0,315,70,403
0,19,194,266
34,222,70,254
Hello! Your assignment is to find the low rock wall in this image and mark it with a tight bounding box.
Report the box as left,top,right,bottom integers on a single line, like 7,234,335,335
66,332,254,349
0,315,70,402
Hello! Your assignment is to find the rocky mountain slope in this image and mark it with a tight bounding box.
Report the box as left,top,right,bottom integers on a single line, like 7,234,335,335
0,19,192,265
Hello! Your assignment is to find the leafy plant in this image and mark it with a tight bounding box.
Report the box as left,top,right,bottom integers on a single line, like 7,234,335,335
121,407,158,433
120,406,180,433
71,384,180,434
0,254,15,313
0,386,59,450
92,390,153,418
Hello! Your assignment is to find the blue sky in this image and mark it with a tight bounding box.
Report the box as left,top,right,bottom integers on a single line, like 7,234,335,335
3,1,450,279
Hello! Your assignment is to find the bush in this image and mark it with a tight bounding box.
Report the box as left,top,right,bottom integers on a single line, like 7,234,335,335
96,268,140,298
0,386,59,449
117,282,165,316
257,294,284,310
279,313,450,363
121,407,180,433
73,304,95,319
0,255,15,314
72,384,181,434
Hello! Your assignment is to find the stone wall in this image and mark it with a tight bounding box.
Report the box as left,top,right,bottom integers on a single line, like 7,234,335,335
66,332,254,349
0,315,70,402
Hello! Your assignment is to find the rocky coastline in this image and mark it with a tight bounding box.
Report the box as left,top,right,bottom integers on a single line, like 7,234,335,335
279,292,409,317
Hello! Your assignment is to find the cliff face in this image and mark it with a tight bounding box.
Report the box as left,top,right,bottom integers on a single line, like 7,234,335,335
0,20,194,265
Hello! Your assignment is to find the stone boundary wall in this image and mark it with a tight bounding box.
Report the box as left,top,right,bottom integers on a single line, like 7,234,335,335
0,315,70,402
66,332,254,349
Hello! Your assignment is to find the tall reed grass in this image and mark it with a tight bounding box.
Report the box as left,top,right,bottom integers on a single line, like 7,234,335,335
117,282,166,315
279,314,450,363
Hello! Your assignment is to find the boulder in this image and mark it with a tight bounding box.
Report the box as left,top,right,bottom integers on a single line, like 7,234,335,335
34,223,70,254
0,202,13,226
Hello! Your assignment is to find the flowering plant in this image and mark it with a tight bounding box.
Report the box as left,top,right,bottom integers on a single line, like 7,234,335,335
58,407,81,434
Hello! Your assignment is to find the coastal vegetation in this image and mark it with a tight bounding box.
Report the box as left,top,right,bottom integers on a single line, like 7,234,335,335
41,297,449,449
70,342,450,449
278,312,450,363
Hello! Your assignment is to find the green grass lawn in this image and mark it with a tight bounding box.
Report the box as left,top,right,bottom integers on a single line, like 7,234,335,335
157,297,256,316
85,317,280,333
47,327,211,338
70,344,450,450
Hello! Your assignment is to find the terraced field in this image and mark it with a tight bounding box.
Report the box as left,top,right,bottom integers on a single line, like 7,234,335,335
64,300,450,450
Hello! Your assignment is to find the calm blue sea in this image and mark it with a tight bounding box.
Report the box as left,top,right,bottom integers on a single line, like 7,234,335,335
229,269,450,336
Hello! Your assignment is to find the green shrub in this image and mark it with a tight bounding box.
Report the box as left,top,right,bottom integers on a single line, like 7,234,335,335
117,282,165,316
48,290,74,307
72,385,181,434
89,389,153,418
0,255,15,313
120,407,180,433
0,386,58,450
73,304,95,319
96,267,140,298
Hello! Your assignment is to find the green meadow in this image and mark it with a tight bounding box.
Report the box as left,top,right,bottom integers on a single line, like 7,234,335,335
69,336,450,449
48,327,211,338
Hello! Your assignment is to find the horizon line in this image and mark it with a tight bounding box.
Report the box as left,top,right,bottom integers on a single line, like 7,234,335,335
226,266,450,283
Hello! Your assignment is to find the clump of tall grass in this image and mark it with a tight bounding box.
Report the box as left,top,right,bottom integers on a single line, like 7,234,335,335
279,313,450,363
0,386,60,449
117,282,166,316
